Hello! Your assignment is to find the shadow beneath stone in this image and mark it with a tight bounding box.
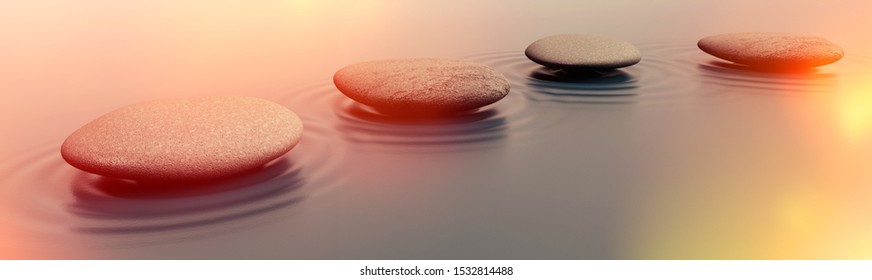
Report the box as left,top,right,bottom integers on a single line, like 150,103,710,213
700,60,823,74
85,159,298,199
67,158,306,234
521,67,638,106
334,101,508,150
348,102,498,125
530,67,637,86
697,60,837,95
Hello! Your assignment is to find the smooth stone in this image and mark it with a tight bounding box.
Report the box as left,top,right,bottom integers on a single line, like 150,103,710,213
61,96,303,182
524,34,642,70
333,58,510,115
698,32,844,68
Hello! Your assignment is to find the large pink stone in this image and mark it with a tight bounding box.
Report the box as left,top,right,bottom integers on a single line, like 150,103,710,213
61,96,303,182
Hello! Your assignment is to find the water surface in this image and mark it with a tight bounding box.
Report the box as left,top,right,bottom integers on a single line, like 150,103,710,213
2,0,872,259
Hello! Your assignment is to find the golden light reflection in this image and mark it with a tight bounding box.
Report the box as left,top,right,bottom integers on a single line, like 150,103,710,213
837,82,872,142
776,186,832,236
830,227,872,259
631,181,843,259
767,185,835,258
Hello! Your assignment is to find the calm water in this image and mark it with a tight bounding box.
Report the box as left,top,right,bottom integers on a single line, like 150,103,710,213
1,1,872,259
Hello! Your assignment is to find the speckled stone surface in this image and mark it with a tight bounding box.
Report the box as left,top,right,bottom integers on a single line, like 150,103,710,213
333,58,510,115
61,96,303,182
524,34,641,70
698,32,844,68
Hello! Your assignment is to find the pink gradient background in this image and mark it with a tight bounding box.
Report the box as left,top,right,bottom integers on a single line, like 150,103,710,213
1,0,872,259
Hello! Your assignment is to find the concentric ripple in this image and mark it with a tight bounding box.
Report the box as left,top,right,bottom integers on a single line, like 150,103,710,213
463,42,872,106
0,118,345,249
696,48,872,97
460,42,714,109
272,82,563,152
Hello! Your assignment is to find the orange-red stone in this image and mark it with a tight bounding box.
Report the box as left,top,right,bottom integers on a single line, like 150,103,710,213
698,32,844,68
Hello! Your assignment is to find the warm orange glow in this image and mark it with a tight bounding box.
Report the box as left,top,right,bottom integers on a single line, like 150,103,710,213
829,227,872,258
767,185,834,258
837,83,872,142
